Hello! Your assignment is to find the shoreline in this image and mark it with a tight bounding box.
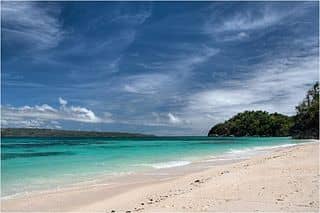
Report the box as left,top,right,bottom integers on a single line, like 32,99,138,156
2,140,309,200
1,141,319,212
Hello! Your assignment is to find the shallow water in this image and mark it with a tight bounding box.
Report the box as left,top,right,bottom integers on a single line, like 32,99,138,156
1,136,309,198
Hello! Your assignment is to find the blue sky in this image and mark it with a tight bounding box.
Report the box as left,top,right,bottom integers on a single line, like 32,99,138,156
1,1,319,135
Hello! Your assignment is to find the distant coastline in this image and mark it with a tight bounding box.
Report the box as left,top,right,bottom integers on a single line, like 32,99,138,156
1,128,154,138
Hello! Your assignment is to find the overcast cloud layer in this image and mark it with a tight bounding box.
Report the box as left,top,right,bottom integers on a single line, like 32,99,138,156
1,2,319,135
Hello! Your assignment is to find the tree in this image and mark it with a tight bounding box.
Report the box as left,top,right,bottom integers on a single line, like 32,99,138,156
290,82,319,139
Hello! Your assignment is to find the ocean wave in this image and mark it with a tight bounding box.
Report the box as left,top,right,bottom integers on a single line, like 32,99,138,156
203,157,248,162
201,143,302,163
140,160,191,169
227,143,298,155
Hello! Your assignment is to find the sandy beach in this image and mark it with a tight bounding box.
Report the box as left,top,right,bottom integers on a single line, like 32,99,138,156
2,142,319,212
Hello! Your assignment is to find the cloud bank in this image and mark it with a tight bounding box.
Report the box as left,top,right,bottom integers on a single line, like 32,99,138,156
1,98,112,128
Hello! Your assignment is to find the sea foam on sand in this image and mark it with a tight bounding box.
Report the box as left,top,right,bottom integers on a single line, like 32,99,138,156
141,160,191,169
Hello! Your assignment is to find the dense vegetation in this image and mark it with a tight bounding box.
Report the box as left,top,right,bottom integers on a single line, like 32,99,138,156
208,111,293,137
1,128,153,138
290,82,319,139
208,83,319,139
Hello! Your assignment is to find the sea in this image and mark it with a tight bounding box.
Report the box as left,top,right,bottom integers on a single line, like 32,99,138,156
1,136,313,199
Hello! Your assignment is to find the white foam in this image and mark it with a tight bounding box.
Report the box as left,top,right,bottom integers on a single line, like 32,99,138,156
143,161,191,169
201,143,305,164
253,143,297,150
227,148,252,154
203,157,248,162
227,143,298,155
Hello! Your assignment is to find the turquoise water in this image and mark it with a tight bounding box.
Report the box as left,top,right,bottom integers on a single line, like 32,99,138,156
1,137,308,198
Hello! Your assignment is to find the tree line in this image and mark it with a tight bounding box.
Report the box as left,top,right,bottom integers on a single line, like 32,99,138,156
208,82,319,139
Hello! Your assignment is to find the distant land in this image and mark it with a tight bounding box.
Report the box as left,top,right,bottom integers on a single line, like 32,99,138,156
209,82,319,139
1,128,154,138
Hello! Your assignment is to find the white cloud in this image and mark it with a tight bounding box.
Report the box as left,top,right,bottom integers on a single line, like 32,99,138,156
215,8,283,32
123,84,144,94
35,104,57,112
1,118,63,129
123,74,172,95
123,46,219,96
222,32,249,42
110,9,152,25
189,89,257,110
116,45,220,131
1,98,113,128
205,4,307,34
68,106,101,123
168,113,181,124
2,119,44,128
114,111,191,128
203,3,311,42
59,97,68,105
2,1,63,49
155,45,219,73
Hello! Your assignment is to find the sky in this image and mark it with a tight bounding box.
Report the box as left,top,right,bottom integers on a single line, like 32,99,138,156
1,1,319,136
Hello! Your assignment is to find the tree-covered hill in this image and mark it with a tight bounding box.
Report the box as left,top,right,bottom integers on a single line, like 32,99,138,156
290,82,319,139
208,111,293,137
208,82,319,139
